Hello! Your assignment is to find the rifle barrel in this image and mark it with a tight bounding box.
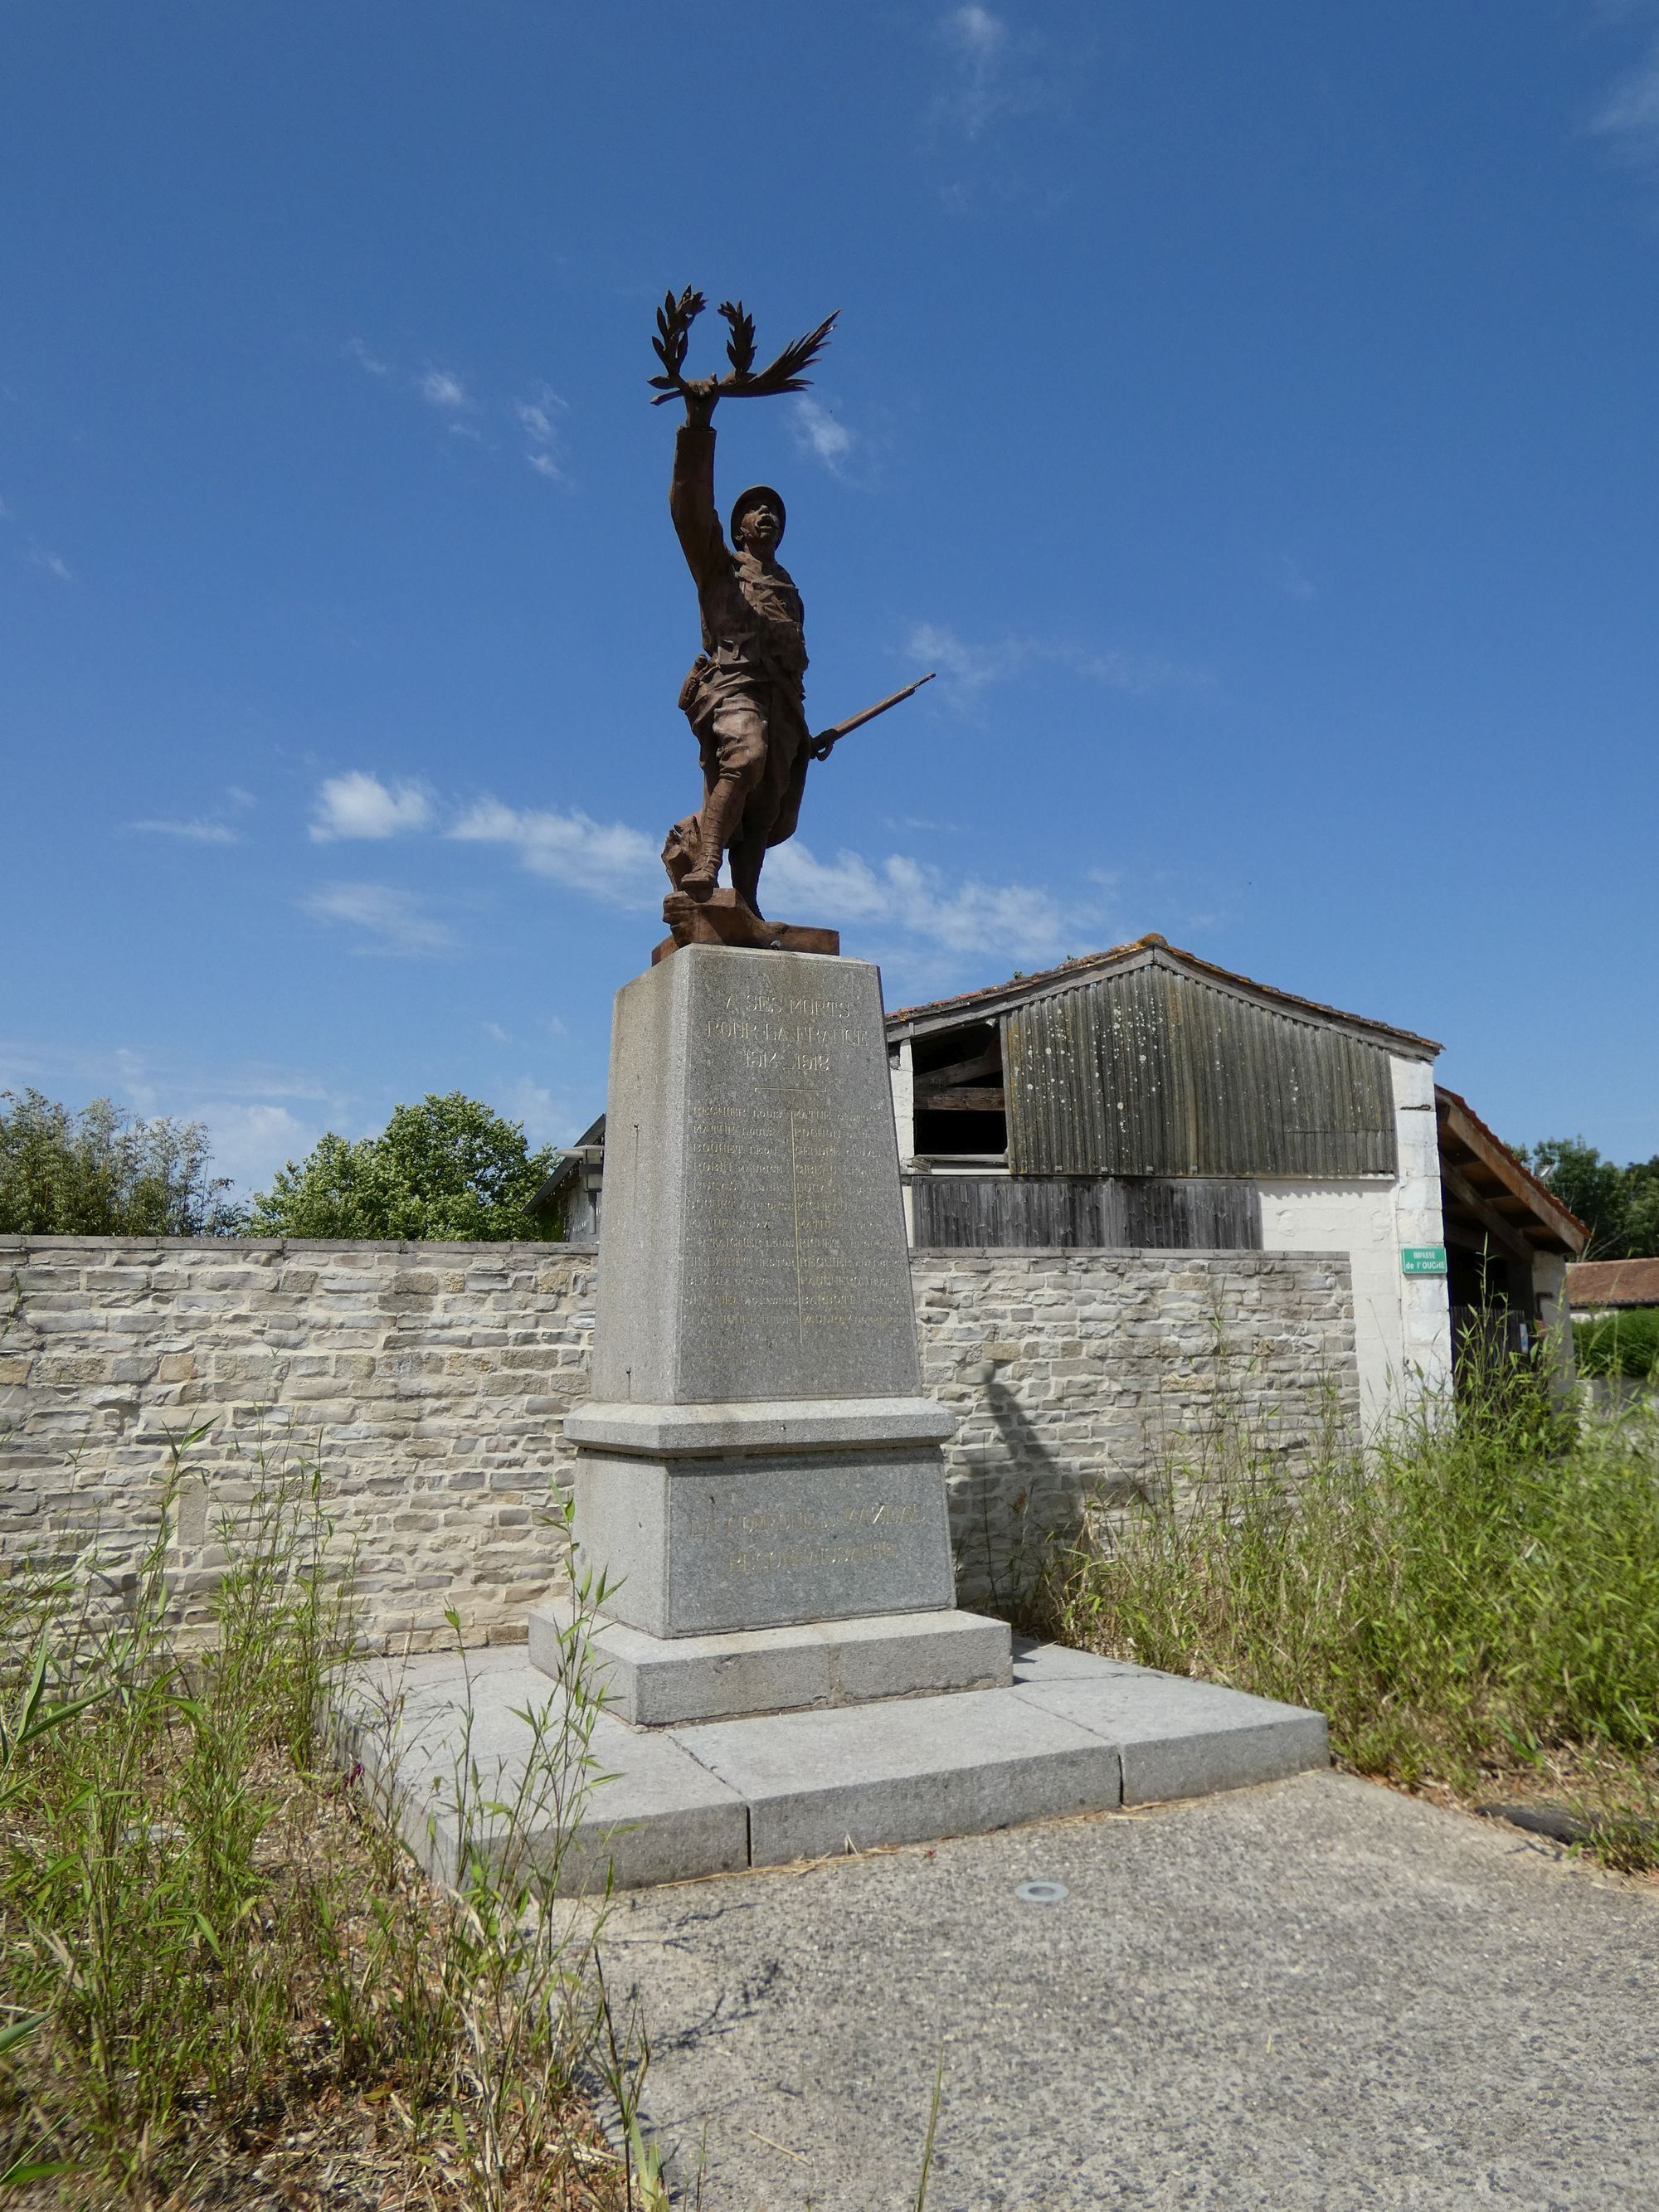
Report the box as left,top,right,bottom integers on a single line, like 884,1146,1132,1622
814,671,935,751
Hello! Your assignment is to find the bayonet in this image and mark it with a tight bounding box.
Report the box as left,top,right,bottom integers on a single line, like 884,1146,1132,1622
810,672,936,762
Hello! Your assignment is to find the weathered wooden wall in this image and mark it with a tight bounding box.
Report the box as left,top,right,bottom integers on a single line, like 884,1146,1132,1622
908,1175,1261,1252
1003,962,1399,1179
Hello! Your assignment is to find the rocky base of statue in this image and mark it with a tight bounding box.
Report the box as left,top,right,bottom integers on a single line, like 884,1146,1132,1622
656,887,839,963
530,941,1012,1725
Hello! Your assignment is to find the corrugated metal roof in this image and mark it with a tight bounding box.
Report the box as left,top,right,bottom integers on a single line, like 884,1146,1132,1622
887,935,1441,1057
1003,958,1399,1178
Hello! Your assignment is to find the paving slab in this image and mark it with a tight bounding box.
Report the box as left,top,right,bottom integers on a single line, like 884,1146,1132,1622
1014,1667,1330,1802
601,1770,1659,2210
673,1686,1121,1865
343,1650,748,1893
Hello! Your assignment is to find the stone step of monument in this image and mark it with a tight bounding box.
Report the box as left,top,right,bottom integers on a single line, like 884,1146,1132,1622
527,1601,1014,1726
346,1639,1328,1896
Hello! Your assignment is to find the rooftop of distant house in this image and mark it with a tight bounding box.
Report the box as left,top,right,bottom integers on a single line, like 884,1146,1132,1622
1567,1257,1659,1310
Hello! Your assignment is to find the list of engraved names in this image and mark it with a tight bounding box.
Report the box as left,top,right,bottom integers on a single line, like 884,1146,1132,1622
683,976,912,1369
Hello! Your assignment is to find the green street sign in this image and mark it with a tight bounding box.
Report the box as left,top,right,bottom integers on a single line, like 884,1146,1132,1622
1401,1245,1447,1276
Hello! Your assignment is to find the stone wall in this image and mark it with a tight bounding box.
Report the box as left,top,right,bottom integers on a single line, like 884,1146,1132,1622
913,1248,1358,1609
0,1237,1355,1645
0,1239,596,1650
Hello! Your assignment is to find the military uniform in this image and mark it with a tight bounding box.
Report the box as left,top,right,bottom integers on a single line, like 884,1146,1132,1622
664,425,810,913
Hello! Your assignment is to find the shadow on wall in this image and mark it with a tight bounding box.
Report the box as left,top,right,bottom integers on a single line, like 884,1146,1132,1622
952,1309,1359,1630
955,1359,1155,1624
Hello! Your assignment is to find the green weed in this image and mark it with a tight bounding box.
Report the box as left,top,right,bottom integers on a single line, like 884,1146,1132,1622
0,1433,629,2208
1031,1349,1659,1861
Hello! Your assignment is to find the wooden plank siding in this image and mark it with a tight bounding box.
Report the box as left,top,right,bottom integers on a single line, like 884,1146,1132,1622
909,1174,1262,1252
1002,963,1399,1179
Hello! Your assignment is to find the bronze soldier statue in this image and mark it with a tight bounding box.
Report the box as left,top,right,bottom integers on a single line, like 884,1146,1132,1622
649,290,932,932
660,380,810,917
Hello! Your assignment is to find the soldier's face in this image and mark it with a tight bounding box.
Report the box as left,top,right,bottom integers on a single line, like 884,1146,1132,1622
741,504,781,553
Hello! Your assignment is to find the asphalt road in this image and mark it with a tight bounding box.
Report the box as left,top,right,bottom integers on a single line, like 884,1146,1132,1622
600,1770,1659,2211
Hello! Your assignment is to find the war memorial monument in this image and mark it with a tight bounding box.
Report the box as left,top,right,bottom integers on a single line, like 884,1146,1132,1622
382,294,1327,1892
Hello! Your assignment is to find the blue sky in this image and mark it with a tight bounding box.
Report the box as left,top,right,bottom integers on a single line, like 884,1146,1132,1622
6,2,1659,1194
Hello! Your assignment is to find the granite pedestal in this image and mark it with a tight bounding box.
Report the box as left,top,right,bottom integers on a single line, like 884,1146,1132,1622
482,941,1328,1894
530,943,1014,1721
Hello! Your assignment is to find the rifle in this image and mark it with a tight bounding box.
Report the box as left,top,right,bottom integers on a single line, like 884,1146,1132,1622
810,673,936,763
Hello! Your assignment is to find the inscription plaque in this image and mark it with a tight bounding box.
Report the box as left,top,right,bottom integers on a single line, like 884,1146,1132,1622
592,947,922,1404
573,1448,956,1637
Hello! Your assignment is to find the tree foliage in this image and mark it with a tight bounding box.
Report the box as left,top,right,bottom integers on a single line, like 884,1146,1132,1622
249,1092,559,1242
1574,1307,1659,1379
1520,1136,1659,1261
0,1089,244,1236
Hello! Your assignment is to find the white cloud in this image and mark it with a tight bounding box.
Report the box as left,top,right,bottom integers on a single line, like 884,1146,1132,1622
515,383,567,482
938,3,1009,134
449,785,1099,967
309,771,434,842
1596,37,1659,153
128,817,241,845
793,397,855,474
907,621,1205,702
302,882,453,956
951,3,1005,62
346,336,392,377
764,840,1085,964
420,368,470,411
450,798,662,908
499,1075,574,1149
908,621,1008,693
186,1101,314,1192
482,1020,512,1044
29,547,71,584
0,1040,348,1196
515,386,564,445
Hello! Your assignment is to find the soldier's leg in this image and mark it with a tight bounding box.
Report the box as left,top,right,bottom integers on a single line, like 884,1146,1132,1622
683,708,765,897
727,832,766,918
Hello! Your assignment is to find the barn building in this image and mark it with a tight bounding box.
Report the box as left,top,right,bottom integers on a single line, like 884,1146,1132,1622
886,934,1584,1421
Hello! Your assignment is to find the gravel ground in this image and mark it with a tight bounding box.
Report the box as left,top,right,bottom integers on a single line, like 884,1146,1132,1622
598,1769,1659,2211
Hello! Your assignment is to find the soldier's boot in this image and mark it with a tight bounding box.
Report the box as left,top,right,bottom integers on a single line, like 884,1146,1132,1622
728,834,766,920
679,778,745,899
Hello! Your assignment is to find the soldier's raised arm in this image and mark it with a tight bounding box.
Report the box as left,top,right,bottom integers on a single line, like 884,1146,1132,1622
669,376,726,591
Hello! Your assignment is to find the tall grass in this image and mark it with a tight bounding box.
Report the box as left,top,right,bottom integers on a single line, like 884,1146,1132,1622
0,1432,633,2208
1033,1352,1659,1848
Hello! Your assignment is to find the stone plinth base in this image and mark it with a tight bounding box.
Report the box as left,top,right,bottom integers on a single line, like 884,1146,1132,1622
528,1600,1011,1727
568,1396,957,1639
353,1641,1331,1895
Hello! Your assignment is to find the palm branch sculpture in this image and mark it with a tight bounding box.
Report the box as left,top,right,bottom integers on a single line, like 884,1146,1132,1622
649,286,838,406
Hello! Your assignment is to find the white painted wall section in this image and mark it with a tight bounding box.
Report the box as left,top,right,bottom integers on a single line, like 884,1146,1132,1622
888,1041,917,1240
888,1040,916,1164
1259,1054,1451,1429
1258,1178,1402,1425
1390,1053,1452,1398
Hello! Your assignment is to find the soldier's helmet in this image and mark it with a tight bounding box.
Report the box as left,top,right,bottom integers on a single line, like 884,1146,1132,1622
730,485,786,547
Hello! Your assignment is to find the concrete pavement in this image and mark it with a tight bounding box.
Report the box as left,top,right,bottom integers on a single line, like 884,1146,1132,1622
601,1770,1659,2210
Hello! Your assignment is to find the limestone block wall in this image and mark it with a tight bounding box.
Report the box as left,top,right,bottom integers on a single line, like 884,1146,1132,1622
912,1248,1359,1611
0,1239,596,1650
1,1237,1355,1644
